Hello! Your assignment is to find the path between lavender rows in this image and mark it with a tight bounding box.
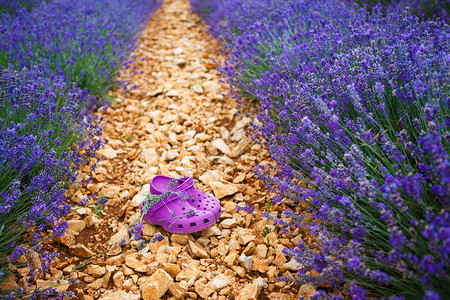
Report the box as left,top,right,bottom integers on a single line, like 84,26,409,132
41,0,317,299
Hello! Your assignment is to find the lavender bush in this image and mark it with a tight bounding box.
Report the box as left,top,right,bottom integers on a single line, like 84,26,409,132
191,0,449,298
0,0,161,298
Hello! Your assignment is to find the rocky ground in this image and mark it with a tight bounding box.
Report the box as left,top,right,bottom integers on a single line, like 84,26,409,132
22,0,318,299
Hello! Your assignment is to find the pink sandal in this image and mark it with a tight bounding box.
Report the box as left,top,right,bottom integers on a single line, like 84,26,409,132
140,191,215,234
150,175,222,221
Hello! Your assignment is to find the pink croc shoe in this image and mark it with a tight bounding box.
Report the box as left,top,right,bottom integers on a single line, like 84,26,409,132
150,175,222,221
140,192,215,234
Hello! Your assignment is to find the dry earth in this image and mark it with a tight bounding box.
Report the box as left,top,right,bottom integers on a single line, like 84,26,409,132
19,0,319,299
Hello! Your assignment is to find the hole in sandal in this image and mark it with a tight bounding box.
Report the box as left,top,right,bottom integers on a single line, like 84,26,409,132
190,222,196,227
203,218,209,223
178,224,183,228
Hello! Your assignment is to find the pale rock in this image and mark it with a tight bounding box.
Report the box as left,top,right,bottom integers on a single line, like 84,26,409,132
220,126,230,140
142,148,158,165
126,252,153,270
237,229,256,245
169,281,186,299
130,193,146,207
69,244,94,258
298,283,316,299
184,130,196,139
231,265,246,277
165,149,180,161
242,241,255,256
253,277,268,289
174,58,186,66
194,278,214,299
284,258,303,271
85,265,106,278
113,271,125,288
166,90,179,97
253,244,268,259
187,145,200,151
173,47,184,54
201,225,221,238
211,274,231,290
239,253,253,272
210,181,238,199
140,269,173,300
203,81,221,94
220,218,237,229
98,290,140,300
85,215,101,227
176,266,200,282
143,223,157,236
0,276,17,293
232,117,251,132
171,234,189,246
211,139,232,156
161,263,182,278
273,252,287,266
108,223,130,246
36,279,70,292
55,229,76,247
67,220,85,234
87,278,103,290
251,257,270,273
195,133,210,142
188,241,209,259
231,129,245,142
224,252,238,266
149,110,163,125
199,170,223,185
236,283,260,300
192,84,204,94
107,244,122,256
99,148,117,159
232,138,250,157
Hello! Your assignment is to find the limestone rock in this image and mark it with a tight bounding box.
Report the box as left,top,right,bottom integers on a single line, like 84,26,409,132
99,148,117,159
284,258,303,271
232,138,250,157
211,139,232,156
98,290,140,300
67,220,86,234
176,266,200,282
166,149,180,161
85,265,106,278
298,283,316,299
69,244,94,258
239,253,253,272
85,215,101,227
211,274,231,290
142,148,158,165
253,244,268,259
55,229,75,247
188,241,209,259
236,283,260,300
108,223,130,246
169,281,186,299
220,218,237,229
113,271,125,288
192,84,204,94
194,278,214,299
210,181,238,199
171,234,189,246
140,269,173,300
36,279,70,292
203,81,221,94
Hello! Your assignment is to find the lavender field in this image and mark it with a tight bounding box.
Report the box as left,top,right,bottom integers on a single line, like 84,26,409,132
190,0,449,299
0,0,161,298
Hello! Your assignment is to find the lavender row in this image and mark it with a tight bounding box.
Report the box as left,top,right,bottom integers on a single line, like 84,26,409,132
0,0,161,298
191,0,449,299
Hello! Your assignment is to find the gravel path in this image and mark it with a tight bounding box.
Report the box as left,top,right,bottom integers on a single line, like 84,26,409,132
39,0,317,299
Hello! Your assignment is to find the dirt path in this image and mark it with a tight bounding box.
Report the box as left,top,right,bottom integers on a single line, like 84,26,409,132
39,0,316,299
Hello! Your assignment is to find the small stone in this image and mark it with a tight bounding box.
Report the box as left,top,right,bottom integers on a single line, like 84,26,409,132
173,47,184,54
199,170,223,185
253,244,268,259
165,150,180,161
85,265,106,278
201,225,221,238
232,139,250,157
108,223,130,246
176,266,200,282
192,84,204,94
143,223,157,236
242,242,255,256
188,241,209,259
239,253,253,272
220,218,237,229
99,148,117,159
171,234,189,246
237,230,256,245
251,258,270,273
211,274,231,290
87,278,103,289
169,281,186,299
211,181,238,199
223,252,238,266
203,81,221,94
36,279,70,292
67,220,86,234
284,258,303,271
253,277,268,289
194,278,214,299
55,229,75,247
298,284,316,299
113,271,125,288
211,139,232,156
273,252,287,266
236,283,260,300
140,269,173,300
174,58,186,66
231,265,245,277
98,290,140,300
85,215,101,227
69,244,94,258
142,148,158,165
0,275,17,293
161,263,182,278
166,90,180,97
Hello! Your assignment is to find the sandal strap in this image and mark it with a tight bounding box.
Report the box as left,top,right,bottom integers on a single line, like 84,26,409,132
174,177,194,191
144,192,180,217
